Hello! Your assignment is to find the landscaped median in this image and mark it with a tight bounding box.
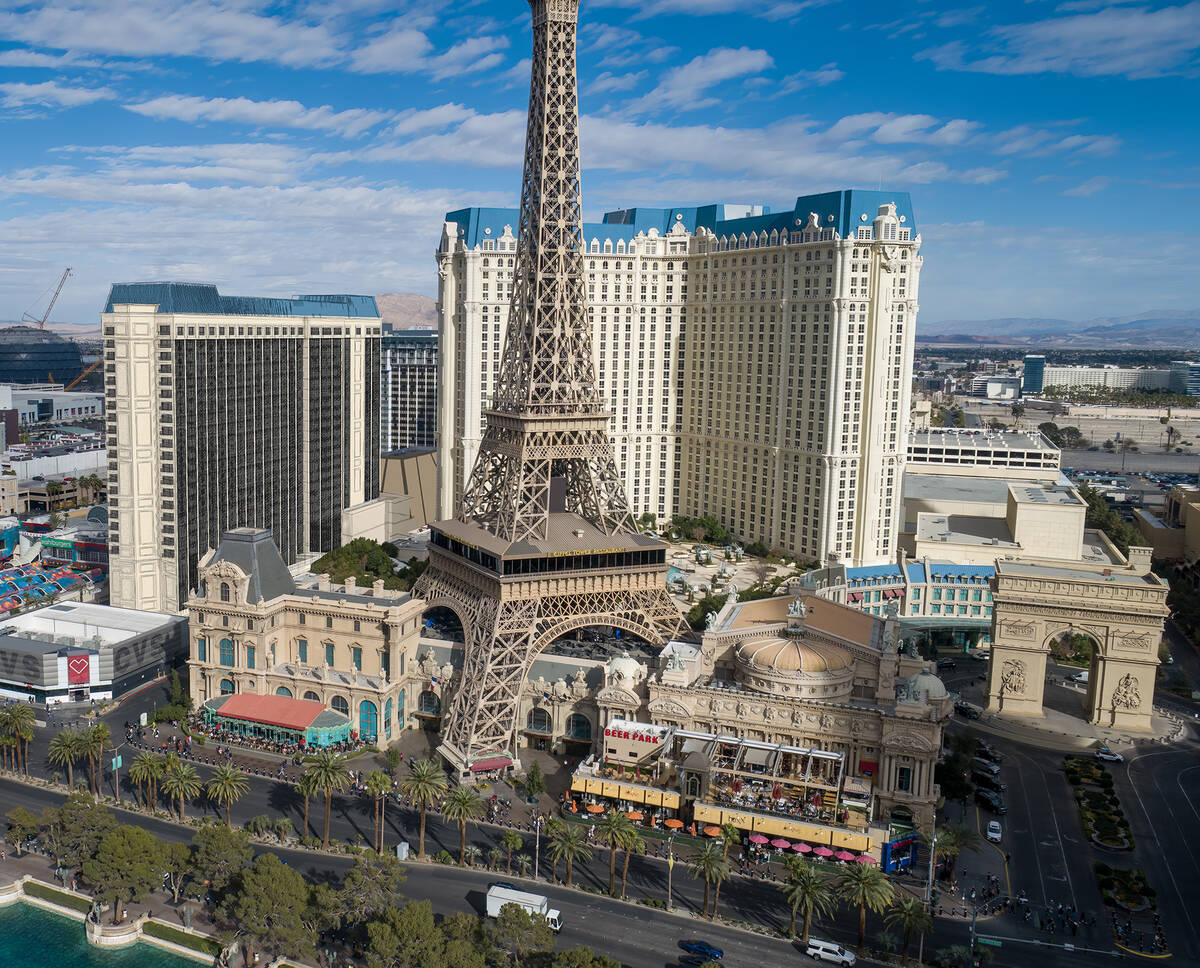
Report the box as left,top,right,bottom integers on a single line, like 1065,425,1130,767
1063,756,1133,850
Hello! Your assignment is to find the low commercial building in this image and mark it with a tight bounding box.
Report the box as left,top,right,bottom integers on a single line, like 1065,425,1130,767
0,600,186,704
1134,485,1200,562
906,429,1060,481
1040,366,1171,392
0,384,104,425
186,527,428,744
1170,361,1200,396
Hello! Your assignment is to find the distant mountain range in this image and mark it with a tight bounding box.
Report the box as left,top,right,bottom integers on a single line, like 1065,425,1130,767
919,309,1200,348
376,293,436,330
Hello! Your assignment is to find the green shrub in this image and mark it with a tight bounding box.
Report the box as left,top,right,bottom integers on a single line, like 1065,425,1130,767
638,898,666,909
434,850,453,865
22,881,91,913
143,920,221,956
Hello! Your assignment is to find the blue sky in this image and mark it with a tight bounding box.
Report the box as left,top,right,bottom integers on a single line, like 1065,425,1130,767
0,0,1198,326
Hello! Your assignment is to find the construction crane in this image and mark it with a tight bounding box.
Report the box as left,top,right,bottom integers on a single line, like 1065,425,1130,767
22,267,72,329
64,358,100,391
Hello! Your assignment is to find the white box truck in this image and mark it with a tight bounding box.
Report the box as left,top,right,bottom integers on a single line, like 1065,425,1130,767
486,885,562,931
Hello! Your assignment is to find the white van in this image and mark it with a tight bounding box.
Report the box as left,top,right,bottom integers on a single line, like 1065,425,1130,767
806,938,856,965
1070,670,1089,684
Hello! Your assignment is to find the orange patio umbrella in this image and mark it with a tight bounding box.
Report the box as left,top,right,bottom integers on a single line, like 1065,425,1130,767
585,803,605,814
626,811,644,821
703,825,723,837
664,818,684,829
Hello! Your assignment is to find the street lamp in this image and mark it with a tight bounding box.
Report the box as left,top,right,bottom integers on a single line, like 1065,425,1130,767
665,833,677,912
917,829,936,966
533,816,544,882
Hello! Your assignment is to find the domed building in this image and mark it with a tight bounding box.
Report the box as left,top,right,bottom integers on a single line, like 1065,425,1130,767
0,325,83,385
734,627,854,701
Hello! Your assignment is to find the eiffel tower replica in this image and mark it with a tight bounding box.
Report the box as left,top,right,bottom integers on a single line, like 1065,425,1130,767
416,0,684,779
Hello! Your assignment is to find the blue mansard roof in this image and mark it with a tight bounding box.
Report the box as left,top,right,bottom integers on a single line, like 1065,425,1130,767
445,190,916,249
104,283,380,318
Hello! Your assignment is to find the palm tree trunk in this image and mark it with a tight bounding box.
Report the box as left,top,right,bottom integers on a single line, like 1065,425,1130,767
303,793,310,837
702,882,711,918
506,845,513,874
380,795,387,853
902,927,912,961
323,790,333,848
712,881,722,920
566,857,573,888
858,904,866,949
114,898,123,924
418,803,427,857
66,760,73,789
180,794,186,822
790,905,797,937
225,801,231,828
803,909,813,945
620,849,632,899
458,820,466,866
609,847,617,896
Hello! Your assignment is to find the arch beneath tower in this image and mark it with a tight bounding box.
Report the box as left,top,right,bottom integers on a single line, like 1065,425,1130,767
984,560,1167,732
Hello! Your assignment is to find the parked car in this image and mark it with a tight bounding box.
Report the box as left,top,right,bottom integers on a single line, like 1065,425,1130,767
1095,747,1125,763
976,744,1004,764
805,938,857,965
975,789,1007,815
986,820,1002,843
955,700,981,720
936,659,957,672
680,941,724,960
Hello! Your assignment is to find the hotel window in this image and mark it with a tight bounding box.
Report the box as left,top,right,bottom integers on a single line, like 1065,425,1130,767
246,646,255,670
352,647,362,671
326,616,333,629
219,638,234,667
896,766,912,793
297,639,308,663
196,638,207,662
325,643,335,666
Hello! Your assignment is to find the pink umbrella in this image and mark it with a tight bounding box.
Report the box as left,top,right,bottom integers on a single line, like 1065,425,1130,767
854,854,878,864
748,834,769,845
770,838,791,849
814,846,834,857
834,850,855,861
792,843,813,853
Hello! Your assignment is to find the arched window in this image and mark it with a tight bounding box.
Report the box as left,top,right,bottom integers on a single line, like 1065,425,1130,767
220,678,235,695
359,700,378,741
220,582,230,602
417,690,441,717
686,775,701,798
331,695,349,716
219,638,234,667
565,713,591,742
276,686,293,697
303,691,320,702
384,698,393,740
526,707,552,735
397,689,405,723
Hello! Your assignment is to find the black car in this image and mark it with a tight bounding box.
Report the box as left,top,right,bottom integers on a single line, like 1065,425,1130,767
955,701,981,720
937,659,957,671
975,789,1007,815
973,771,1007,793
976,745,1004,764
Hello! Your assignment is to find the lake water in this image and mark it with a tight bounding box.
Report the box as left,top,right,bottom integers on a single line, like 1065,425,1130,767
0,902,203,968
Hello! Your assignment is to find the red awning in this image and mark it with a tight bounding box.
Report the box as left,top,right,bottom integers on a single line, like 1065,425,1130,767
848,593,861,602
469,756,513,773
216,693,326,731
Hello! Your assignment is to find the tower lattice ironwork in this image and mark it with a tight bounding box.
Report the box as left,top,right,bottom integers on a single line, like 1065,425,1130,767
415,0,684,777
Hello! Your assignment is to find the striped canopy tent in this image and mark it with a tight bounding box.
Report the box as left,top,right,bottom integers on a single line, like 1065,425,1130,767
202,694,352,747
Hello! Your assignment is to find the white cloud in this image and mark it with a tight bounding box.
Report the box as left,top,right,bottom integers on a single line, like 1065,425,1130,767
0,0,344,69
1062,175,1111,196
0,80,114,108
390,103,476,136
125,95,393,138
591,0,834,21
776,62,844,95
350,26,508,79
621,47,774,115
586,70,647,94
916,2,1200,79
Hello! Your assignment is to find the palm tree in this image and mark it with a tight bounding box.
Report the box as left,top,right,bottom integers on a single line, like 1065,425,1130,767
782,856,836,943
206,764,249,828
8,705,34,776
0,708,15,773
160,759,202,821
500,829,524,875
719,821,742,859
546,821,592,888
886,895,933,962
594,810,635,896
128,751,161,807
516,854,532,877
619,832,645,899
401,758,448,858
837,861,895,950
925,825,979,883
306,751,352,850
442,786,485,866
83,723,109,796
294,771,319,838
365,770,391,852
689,840,731,919
47,730,84,788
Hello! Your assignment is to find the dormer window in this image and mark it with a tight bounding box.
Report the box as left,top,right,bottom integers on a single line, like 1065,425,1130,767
220,582,230,602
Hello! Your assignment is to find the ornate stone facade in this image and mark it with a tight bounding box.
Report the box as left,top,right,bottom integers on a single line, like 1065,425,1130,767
985,559,1168,731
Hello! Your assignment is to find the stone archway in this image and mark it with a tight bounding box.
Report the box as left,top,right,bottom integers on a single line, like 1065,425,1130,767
985,561,1168,731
